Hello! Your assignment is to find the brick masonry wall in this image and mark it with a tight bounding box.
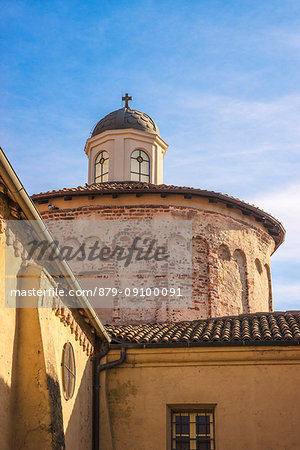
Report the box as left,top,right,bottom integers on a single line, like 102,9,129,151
38,201,275,325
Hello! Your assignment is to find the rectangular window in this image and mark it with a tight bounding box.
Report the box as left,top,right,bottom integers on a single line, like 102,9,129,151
171,411,215,450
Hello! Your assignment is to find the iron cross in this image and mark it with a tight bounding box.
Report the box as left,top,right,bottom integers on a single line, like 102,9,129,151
122,93,132,109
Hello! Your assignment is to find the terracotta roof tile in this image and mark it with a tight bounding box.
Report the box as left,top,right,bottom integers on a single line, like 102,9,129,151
105,312,300,346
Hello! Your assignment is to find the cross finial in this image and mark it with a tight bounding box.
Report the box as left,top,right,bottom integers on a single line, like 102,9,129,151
122,93,132,109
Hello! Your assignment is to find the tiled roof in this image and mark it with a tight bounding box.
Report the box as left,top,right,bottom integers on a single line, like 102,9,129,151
31,182,285,248
32,181,174,197
105,312,300,347
32,181,254,197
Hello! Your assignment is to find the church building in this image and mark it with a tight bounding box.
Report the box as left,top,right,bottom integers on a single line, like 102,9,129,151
0,95,300,449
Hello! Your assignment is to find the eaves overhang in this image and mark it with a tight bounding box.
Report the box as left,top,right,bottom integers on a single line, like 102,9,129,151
31,182,286,250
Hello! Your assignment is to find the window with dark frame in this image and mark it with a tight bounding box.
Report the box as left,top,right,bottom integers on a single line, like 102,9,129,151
130,149,150,182
61,342,76,400
171,411,215,450
94,150,109,183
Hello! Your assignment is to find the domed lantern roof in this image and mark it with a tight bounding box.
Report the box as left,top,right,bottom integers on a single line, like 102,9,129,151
91,93,159,137
85,94,167,186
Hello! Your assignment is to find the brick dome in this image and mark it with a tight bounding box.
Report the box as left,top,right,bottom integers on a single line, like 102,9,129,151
91,107,159,137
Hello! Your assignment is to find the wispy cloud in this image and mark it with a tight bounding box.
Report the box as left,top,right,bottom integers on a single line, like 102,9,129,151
268,30,300,49
253,182,300,262
272,282,300,310
163,93,300,196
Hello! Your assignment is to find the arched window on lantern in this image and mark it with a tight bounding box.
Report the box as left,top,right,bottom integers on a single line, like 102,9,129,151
94,151,109,183
130,149,150,182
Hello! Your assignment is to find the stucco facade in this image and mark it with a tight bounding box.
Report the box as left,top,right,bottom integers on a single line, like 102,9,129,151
85,129,167,185
0,150,108,450
100,345,300,450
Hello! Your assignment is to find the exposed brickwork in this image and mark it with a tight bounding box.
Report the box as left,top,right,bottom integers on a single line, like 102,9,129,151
37,201,275,325
31,181,285,248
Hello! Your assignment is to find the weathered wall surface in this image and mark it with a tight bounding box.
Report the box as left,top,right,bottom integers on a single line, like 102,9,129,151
0,192,21,450
100,346,300,450
0,189,95,449
36,194,275,324
39,304,94,450
0,223,15,450
6,261,95,450
253,259,273,311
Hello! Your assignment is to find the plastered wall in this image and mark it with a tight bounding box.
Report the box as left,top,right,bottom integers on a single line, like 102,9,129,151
100,346,300,450
0,191,95,449
85,129,167,184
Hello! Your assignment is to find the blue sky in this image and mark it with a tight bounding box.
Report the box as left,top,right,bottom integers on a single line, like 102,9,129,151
1,0,300,310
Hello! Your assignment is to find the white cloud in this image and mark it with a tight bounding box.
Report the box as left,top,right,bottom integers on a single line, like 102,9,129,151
173,93,300,141
163,93,300,197
253,182,300,262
